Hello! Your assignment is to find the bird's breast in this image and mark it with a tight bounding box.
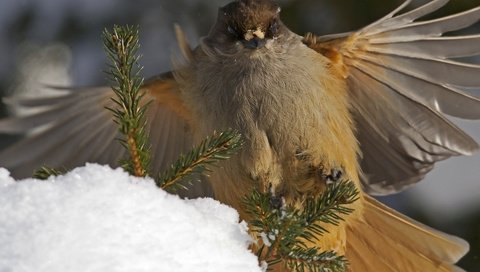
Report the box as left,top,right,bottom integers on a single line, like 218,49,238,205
180,44,360,208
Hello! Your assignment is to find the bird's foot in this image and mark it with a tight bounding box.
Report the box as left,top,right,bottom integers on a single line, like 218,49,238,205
268,184,286,211
323,167,343,185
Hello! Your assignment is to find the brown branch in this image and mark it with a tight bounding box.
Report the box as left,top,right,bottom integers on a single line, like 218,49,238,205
127,131,146,177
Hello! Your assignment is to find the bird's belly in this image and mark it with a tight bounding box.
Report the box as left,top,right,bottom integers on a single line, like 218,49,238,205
184,51,360,210
198,78,358,211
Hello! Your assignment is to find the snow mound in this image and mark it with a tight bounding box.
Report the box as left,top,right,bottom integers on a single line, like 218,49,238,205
0,164,261,272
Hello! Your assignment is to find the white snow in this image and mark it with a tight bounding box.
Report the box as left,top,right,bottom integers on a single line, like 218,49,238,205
0,164,262,272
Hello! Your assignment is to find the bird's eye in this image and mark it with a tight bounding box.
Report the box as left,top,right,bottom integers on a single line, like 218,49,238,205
268,21,279,37
227,26,239,37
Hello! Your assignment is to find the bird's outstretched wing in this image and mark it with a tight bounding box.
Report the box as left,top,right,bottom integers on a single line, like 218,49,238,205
0,72,195,184
303,0,480,195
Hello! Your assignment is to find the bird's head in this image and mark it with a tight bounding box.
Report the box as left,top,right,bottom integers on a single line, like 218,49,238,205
204,0,289,54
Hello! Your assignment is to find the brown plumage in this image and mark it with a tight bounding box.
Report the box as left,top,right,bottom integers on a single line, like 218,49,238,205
0,0,478,271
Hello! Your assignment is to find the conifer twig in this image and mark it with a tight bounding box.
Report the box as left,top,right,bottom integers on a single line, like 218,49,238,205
33,166,64,180
157,129,243,192
244,180,359,272
102,25,244,189
103,25,150,177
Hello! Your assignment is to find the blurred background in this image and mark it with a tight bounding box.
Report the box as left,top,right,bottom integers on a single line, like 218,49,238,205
0,0,478,269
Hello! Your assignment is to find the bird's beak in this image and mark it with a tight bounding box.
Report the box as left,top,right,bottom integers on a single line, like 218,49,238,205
243,28,266,49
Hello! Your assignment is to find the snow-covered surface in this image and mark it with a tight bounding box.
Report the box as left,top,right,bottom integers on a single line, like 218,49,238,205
0,164,262,272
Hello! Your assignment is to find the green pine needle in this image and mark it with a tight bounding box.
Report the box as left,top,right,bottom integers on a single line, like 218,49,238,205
244,179,358,272
285,249,348,272
157,129,243,192
301,180,359,241
103,25,151,177
33,166,64,180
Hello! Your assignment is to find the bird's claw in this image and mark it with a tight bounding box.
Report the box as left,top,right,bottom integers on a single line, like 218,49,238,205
324,167,343,185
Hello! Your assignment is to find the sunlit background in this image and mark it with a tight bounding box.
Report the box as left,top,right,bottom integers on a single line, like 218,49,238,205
0,0,478,270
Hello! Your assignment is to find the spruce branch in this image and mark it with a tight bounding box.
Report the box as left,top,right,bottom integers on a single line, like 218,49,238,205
285,249,347,272
103,25,150,177
102,25,244,190
244,180,359,272
157,129,243,192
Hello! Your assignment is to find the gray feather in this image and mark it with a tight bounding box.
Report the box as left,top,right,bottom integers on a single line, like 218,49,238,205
0,82,194,184
370,6,480,43
306,0,480,194
363,0,448,35
352,56,480,119
368,35,480,59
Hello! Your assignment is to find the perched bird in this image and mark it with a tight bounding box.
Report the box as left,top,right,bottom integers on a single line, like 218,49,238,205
1,0,479,270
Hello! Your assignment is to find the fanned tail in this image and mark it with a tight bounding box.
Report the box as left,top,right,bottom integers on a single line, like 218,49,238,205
346,195,468,271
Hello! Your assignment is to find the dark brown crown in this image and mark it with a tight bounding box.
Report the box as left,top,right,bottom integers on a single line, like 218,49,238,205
221,0,280,34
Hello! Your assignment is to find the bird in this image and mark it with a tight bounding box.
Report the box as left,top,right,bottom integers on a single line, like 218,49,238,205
0,0,479,270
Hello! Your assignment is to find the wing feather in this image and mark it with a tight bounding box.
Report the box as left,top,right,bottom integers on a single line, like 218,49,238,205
0,73,194,184
351,56,480,119
0,91,102,133
359,53,480,88
304,0,480,194
367,6,480,41
362,0,413,32
367,35,480,59
376,0,448,26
